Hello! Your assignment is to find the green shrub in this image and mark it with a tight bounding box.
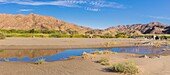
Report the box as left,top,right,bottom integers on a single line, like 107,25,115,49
115,32,128,38
97,57,111,66
5,33,49,38
97,57,108,63
49,34,61,38
0,33,5,39
112,61,139,75
72,34,87,38
100,33,114,38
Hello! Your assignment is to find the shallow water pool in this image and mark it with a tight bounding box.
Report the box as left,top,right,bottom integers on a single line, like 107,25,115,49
0,46,169,62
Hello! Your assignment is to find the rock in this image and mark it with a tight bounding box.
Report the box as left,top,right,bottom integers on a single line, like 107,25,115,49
139,55,148,58
144,55,148,58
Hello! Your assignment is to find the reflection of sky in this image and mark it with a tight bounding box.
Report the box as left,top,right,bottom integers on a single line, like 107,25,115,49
0,46,170,62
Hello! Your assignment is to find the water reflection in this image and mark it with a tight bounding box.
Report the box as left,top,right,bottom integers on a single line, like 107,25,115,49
0,50,64,58
0,46,170,62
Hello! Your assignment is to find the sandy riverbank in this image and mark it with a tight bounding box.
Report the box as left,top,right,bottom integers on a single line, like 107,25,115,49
0,53,170,75
0,38,169,75
0,38,166,50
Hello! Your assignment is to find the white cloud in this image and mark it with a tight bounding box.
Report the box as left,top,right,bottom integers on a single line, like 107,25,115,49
0,0,4,2
149,16,170,20
86,7,100,12
0,0,125,11
1,0,87,7
89,1,125,8
18,9,33,12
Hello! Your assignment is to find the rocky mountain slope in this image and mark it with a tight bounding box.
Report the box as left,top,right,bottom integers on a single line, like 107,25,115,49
0,14,92,33
0,14,170,35
105,22,169,35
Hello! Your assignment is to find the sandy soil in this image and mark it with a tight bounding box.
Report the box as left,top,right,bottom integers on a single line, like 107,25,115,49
0,53,170,75
0,38,165,50
0,38,169,75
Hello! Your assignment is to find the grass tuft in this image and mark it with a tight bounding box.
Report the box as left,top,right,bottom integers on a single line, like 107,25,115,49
97,57,111,66
112,61,139,75
82,52,95,60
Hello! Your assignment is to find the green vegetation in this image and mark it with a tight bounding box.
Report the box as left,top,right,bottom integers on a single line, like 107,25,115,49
85,30,96,35
6,33,49,38
34,58,45,65
0,50,5,52
97,57,109,63
115,32,128,38
0,29,88,38
1,29,170,38
97,57,110,66
112,61,139,75
100,33,114,38
0,33,5,39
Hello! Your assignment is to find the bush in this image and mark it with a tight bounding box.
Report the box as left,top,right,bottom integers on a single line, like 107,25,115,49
0,33,5,39
49,34,61,38
100,33,114,38
115,32,128,38
97,57,110,65
72,34,87,38
82,52,95,60
5,33,49,38
34,58,45,65
112,61,139,75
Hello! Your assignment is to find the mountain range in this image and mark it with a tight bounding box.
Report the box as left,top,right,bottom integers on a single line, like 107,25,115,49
0,14,170,35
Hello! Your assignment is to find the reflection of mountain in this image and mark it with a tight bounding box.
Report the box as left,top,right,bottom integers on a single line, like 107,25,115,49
0,50,64,58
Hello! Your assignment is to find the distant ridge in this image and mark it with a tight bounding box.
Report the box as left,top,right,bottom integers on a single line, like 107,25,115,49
0,14,170,34
105,22,170,34
0,14,92,34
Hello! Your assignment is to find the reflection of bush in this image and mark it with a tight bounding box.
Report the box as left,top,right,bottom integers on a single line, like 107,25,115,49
34,58,45,65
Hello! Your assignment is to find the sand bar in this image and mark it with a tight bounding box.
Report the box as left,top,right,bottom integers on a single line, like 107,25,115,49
0,38,149,50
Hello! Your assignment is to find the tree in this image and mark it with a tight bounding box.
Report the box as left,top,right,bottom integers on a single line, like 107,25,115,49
101,33,113,38
29,29,35,33
85,30,96,35
115,32,127,38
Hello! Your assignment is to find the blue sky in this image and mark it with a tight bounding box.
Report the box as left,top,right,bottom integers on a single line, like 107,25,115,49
0,0,170,29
